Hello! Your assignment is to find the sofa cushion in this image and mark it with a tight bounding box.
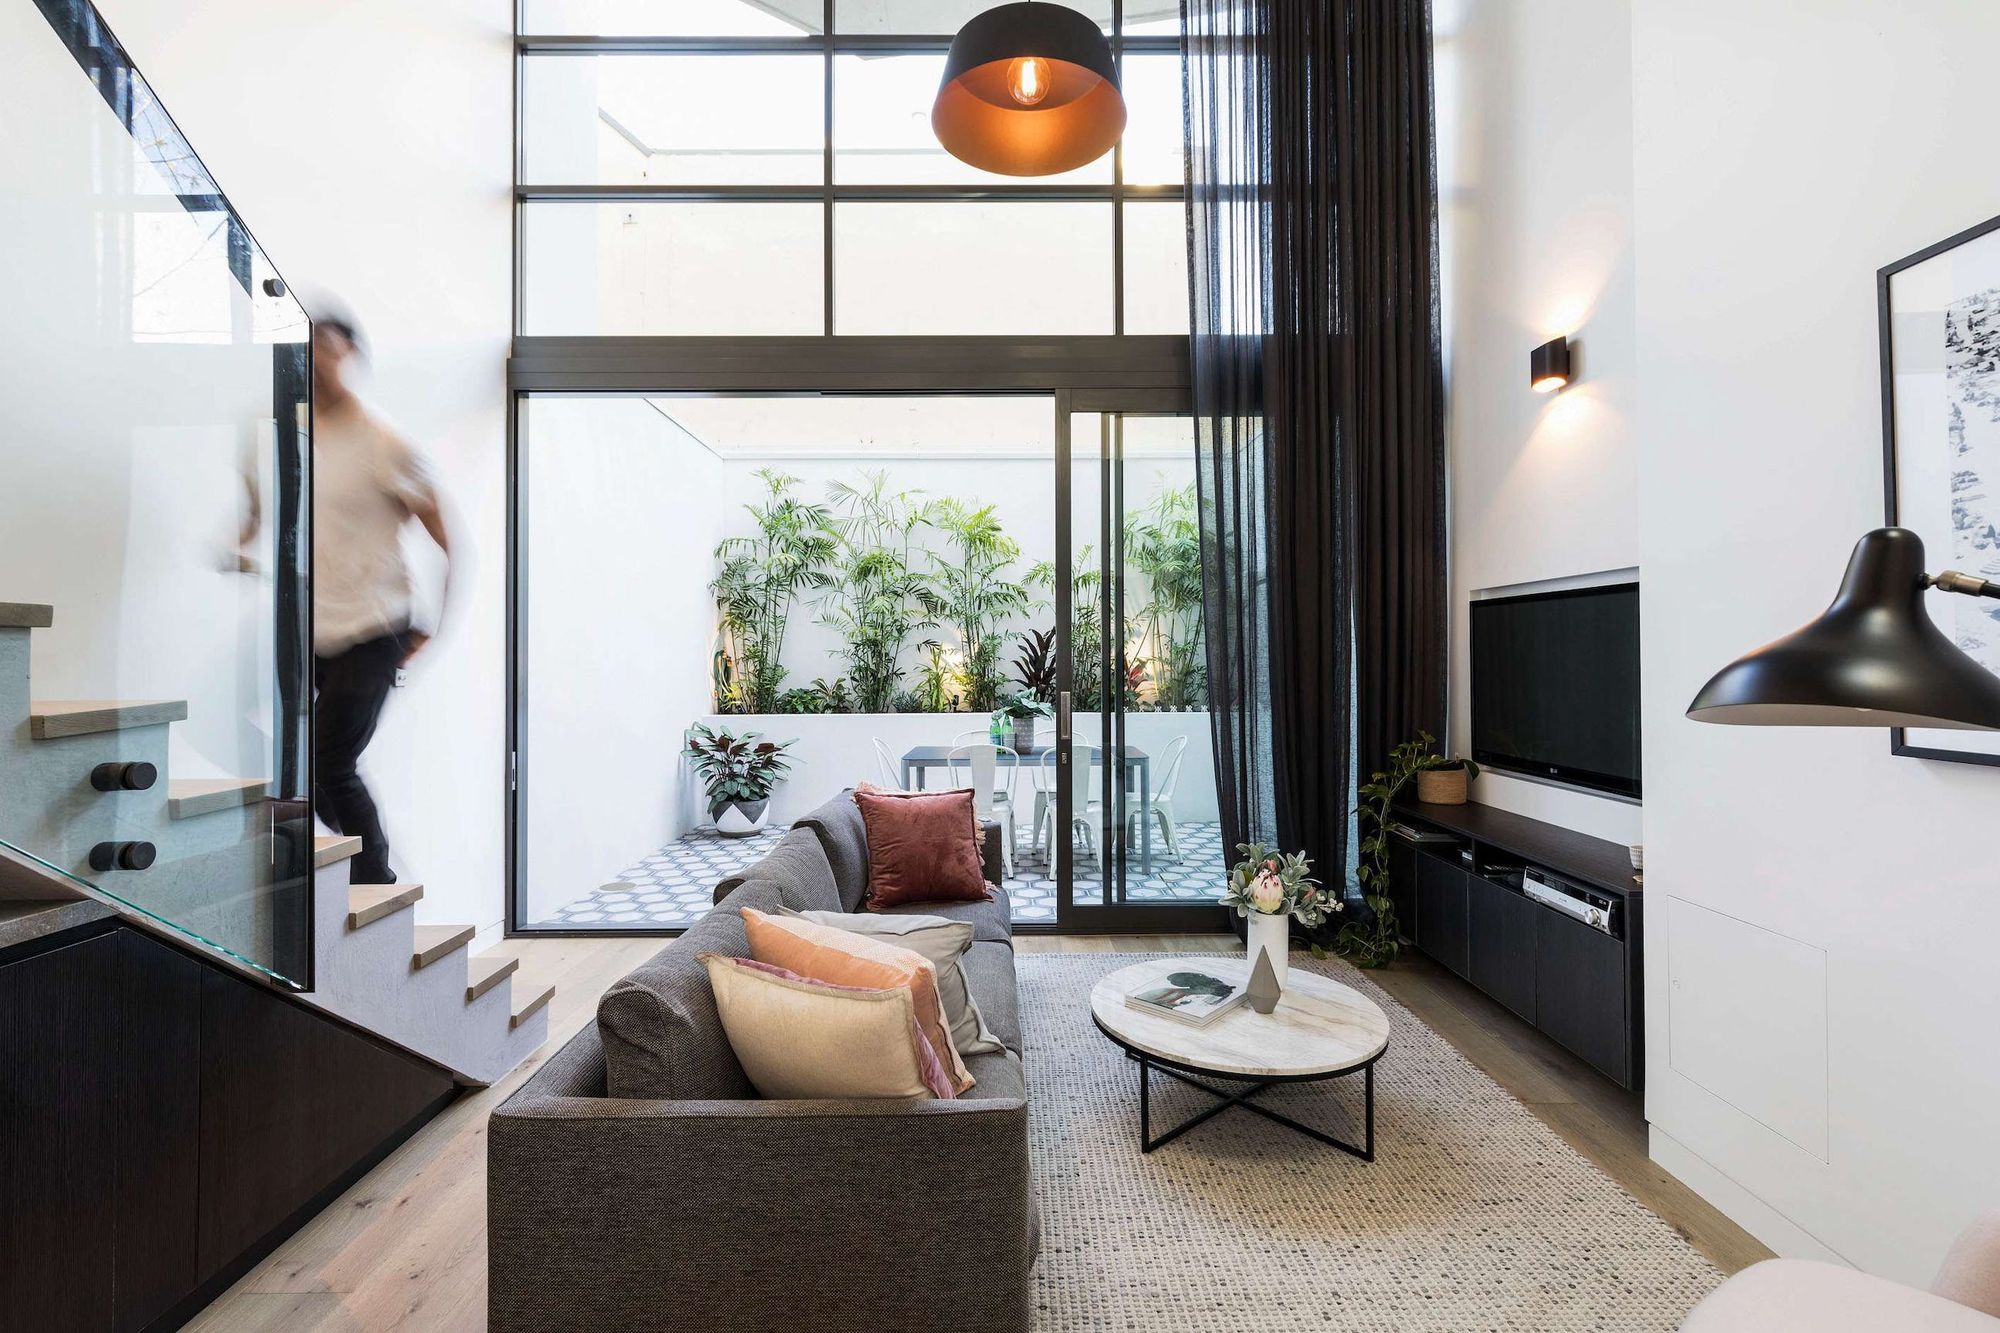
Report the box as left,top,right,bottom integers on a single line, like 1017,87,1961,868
874,884,1014,944
794,789,872,913
741,908,973,1094
960,940,1022,1057
787,909,1002,1059
710,825,843,912
598,881,785,1101
699,953,956,1100
855,788,988,909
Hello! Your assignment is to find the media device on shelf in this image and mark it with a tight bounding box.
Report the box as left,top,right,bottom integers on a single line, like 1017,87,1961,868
1522,868,1620,936
1470,581,1642,799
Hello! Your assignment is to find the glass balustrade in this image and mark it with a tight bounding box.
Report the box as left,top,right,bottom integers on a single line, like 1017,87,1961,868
0,0,314,987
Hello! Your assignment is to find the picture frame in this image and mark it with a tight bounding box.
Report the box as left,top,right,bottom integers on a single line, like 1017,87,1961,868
1879,209,2000,767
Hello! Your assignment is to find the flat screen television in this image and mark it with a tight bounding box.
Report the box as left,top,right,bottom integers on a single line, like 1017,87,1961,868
1470,582,1641,799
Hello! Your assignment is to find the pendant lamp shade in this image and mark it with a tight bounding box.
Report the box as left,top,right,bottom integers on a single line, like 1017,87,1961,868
1686,527,2000,730
931,3,1126,177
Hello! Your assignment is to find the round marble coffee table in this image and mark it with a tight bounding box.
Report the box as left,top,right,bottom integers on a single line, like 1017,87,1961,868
1090,957,1392,1157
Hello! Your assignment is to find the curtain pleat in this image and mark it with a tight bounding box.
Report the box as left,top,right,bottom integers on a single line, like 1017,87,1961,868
1184,0,1445,900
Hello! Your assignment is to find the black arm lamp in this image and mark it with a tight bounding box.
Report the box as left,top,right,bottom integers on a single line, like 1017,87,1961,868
1687,527,2000,730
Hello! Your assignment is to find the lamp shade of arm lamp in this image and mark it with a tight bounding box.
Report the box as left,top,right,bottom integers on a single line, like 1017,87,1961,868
1686,527,2000,729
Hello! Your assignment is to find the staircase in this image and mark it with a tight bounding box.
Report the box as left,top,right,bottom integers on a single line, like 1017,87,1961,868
0,601,550,1085
309,835,551,1082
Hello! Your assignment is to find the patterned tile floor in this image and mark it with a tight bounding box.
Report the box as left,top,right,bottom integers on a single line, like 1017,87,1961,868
544,819,1231,929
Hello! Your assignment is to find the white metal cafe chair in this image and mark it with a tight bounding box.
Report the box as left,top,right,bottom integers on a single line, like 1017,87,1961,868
871,736,904,791
945,741,1019,877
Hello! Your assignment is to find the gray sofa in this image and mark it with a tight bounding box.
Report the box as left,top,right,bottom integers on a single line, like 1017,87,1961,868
488,792,1035,1333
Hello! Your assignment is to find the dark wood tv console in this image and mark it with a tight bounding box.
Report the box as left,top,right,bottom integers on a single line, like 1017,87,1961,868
1388,799,1644,1091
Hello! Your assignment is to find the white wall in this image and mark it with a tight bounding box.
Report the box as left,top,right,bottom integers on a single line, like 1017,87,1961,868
1633,0,2000,1285
523,399,727,922
1436,0,1643,845
102,0,514,937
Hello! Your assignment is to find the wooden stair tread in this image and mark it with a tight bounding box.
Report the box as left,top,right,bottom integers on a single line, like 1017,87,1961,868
167,777,272,819
412,923,475,969
510,978,555,1029
30,699,188,739
347,883,423,929
0,602,53,629
465,952,519,1003
314,835,362,868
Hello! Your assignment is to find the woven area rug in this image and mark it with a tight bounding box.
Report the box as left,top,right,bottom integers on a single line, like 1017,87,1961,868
1019,952,1721,1332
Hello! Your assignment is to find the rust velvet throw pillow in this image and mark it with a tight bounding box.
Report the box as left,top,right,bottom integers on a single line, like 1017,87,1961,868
853,787,990,910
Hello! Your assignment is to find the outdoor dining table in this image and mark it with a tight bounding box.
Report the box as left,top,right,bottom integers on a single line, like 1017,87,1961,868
898,743,1153,873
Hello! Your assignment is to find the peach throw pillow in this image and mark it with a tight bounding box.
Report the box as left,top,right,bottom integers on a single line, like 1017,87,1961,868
741,907,974,1094
698,954,955,1100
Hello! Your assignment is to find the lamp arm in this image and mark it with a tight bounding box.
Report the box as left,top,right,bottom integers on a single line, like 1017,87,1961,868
1928,570,2000,600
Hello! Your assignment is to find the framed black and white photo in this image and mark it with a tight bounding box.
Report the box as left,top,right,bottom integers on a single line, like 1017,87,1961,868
1880,210,2000,766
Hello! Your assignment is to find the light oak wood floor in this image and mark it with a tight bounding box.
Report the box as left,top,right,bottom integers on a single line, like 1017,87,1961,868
188,933,1767,1331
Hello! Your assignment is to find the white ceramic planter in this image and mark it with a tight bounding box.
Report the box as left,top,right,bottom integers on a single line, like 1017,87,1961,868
713,799,770,837
1245,910,1290,991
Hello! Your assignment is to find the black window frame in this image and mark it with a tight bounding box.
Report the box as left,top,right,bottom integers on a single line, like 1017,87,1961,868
512,1,1185,337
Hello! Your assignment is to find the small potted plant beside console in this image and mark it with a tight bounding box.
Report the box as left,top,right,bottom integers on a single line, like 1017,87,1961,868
1413,745,1480,805
683,722,796,837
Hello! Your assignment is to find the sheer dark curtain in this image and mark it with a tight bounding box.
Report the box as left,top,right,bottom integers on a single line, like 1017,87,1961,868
1185,0,1446,888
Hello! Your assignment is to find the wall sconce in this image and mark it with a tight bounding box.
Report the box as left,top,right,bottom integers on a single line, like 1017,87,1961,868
1530,336,1571,393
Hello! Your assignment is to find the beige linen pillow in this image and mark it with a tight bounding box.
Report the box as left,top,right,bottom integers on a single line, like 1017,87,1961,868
782,907,1002,1058
697,953,954,1100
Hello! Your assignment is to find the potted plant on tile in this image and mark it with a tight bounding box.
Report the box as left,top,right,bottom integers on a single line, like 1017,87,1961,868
683,722,796,837
1222,843,1337,996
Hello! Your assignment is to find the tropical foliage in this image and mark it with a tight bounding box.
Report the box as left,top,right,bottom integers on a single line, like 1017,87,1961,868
709,470,833,713
708,470,1207,715
816,473,940,712
1124,485,1207,709
681,723,796,812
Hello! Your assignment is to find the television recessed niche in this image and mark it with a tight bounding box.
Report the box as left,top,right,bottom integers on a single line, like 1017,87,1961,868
1471,582,1642,799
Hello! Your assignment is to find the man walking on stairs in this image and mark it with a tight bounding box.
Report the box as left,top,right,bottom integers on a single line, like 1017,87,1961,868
309,313,454,886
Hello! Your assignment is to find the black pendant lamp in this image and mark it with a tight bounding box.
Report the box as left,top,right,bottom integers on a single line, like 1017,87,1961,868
1686,527,2000,729
931,2,1126,177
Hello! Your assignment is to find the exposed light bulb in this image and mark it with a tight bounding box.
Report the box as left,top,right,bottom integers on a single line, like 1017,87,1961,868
1007,56,1052,106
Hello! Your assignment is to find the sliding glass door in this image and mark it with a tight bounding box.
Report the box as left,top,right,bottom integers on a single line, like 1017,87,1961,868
1053,395,1227,932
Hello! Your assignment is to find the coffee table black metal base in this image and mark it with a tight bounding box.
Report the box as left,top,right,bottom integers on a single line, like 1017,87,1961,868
1095,1017,1380,1159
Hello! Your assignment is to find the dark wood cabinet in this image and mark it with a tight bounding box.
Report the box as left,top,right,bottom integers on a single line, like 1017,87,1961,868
114,930,203,1331
1535,908,1630,1085
1395,799,1644,1092
1466,873,1538,1023
0,911,455,1332
1414,851,1470,980
1386,835,1417,942
0,931,123,1332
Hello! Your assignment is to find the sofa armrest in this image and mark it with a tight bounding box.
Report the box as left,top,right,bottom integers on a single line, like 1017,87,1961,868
489,1090,1034,1333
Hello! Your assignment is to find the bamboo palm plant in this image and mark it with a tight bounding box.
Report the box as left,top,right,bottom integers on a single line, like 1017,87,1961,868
710,469,834,713
926,499,1037,711
816,472,941,712
1027,549,1106,711
1124,483,1207,709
